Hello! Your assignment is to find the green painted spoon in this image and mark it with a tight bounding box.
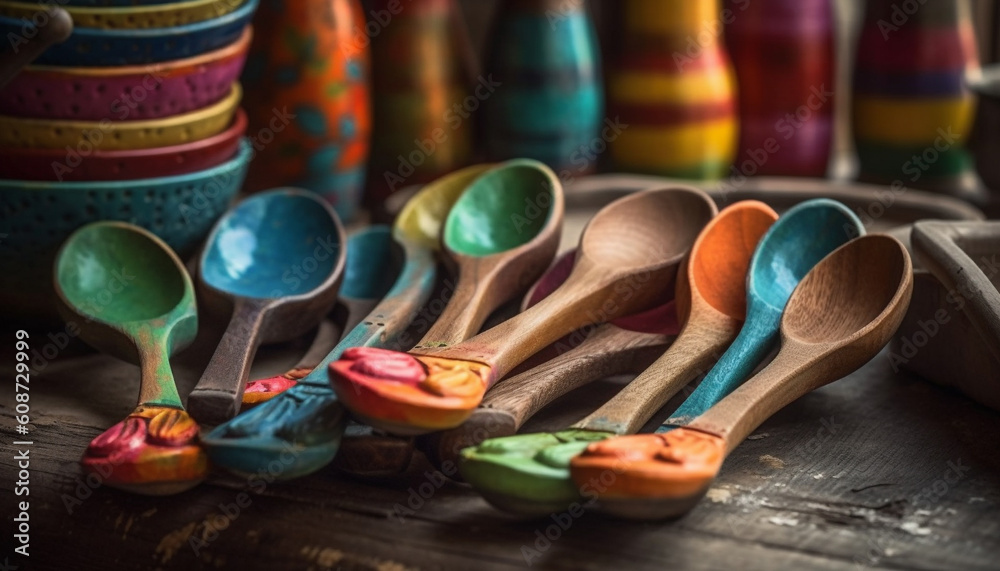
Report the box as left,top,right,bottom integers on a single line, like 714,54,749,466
188,188,347,425
202,164,491,480
54,222,203,495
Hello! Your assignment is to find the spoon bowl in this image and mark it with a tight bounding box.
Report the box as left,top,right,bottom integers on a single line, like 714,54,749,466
330,186,717,436
571,234,913,519
242,225,401,403
54,222,204,495
188,188,346,424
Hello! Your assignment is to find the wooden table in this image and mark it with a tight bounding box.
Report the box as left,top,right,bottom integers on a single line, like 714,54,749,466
2,316,1000,570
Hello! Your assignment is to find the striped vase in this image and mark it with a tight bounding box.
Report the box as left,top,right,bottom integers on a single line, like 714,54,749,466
726,0,834,178
853,0,981,200
240,0,371,221
609,0,738,179
481,0,604,177
367,0,473,204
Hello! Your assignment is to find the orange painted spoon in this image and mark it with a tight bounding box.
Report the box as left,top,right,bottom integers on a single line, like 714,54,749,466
329,187,718,435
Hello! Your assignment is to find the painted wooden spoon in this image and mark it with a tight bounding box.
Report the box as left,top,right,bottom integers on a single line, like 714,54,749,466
662,199,864,428
202,165,490,480
332,160,565,475
241,225,399,405
571,234,914,520
187,189,347,425
422,249,680,471
457,201,776,515
54,222,204,495
329,186,718,435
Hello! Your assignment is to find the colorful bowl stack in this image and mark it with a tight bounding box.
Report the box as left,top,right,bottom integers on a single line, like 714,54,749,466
0,0,259,318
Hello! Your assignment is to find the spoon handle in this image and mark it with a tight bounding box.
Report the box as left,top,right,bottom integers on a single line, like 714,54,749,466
432,259,667,381
0,8,72,89
686,343,830,454
297,246,439,386
414,258,506,350
659,307,781,430
574,318,738,435
188,300,268,424
485,326,671,430
136,329,184,409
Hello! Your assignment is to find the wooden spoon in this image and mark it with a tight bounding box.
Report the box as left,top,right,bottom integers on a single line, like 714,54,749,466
458,201,777,515
571,234,914,520
202,165,490,480
53,222,204,495
188,189,346,425
329,186,718,435
422,249,680,471
241,225,399,405
664,199,864,427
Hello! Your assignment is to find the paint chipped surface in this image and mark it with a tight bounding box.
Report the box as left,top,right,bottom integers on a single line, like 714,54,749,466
759,454,784,469
706,488,732,503
768,515,799,527
747,432,770,440
155,522,198,564
901,521,932,536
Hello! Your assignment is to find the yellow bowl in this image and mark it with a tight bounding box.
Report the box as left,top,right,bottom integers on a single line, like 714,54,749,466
0,83,242,150
0,0,243,29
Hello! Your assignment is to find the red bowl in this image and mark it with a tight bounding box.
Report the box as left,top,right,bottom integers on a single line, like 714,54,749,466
0,108,247,182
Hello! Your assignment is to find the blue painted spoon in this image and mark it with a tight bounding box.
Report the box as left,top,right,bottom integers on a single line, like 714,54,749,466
187,189,346,425
202,165,491,480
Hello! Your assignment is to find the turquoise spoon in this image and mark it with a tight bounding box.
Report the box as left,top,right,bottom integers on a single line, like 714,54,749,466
188,188,346,424
54,222,204,495
663,198,864,427
202,165,490,480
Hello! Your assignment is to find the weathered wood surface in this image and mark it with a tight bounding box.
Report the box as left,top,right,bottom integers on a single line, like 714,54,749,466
2,319,1000,570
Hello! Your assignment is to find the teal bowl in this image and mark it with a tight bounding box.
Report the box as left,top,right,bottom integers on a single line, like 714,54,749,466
0,138,252,321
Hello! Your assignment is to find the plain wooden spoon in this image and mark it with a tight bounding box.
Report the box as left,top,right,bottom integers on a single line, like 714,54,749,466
571,234,914,520
458,201,777,515
241,225,399,404
54,222,204,495
202,165,489,480
188,188,346,424
329,186,718,435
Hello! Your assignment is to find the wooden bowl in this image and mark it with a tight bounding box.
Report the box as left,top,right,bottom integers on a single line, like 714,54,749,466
0,108,247,181
0,139,253,320
0,82,241,150
0,0,256,66
0,0,242,29
0,27,250,120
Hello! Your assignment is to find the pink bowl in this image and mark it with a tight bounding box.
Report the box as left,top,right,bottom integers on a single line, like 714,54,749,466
0,26,251,121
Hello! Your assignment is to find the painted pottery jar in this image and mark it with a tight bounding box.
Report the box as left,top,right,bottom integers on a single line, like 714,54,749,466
241,0,370,221
608,0,738,179
726,0,835,178
367,0,474,205
853,0,981,201
481,0,604,179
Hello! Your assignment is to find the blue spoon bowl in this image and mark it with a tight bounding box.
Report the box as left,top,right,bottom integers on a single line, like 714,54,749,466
187,188,346,425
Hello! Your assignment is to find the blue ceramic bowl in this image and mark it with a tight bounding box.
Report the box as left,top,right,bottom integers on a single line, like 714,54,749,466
0,0,257,66
0,138,253,319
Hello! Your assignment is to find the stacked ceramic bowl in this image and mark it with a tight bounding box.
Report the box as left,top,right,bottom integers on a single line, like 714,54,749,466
0,0,259,318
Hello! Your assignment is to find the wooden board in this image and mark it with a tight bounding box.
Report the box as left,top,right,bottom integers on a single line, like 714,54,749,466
3,175,997,570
